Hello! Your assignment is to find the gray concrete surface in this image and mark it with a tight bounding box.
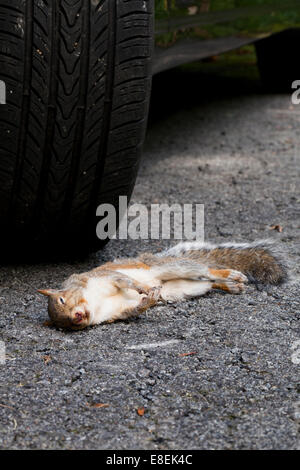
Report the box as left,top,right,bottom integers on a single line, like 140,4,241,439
0,67,299,450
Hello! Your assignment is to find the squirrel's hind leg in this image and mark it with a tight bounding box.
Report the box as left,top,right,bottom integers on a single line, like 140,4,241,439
208,268,248,284
151,260,247,284
160,277,246,302
212,280,245,294
160,279,213,302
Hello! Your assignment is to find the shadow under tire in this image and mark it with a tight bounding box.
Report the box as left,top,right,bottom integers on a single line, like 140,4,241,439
255,28,300,92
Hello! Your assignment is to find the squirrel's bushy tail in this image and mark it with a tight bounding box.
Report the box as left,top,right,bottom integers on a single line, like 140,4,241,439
163,240,288,285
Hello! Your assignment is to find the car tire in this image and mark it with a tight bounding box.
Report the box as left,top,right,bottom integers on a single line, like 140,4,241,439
0,0,153,256
255,28,300,92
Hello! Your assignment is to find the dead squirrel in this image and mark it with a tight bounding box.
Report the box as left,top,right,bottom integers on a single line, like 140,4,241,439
38,240,287,330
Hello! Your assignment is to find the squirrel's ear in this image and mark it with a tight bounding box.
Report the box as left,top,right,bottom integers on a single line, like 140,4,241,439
38,289,58,297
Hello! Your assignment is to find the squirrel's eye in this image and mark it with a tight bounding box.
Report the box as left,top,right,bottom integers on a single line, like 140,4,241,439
59,297,65,305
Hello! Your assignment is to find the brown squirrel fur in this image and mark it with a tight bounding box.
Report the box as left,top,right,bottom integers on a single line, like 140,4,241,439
38,240,287,330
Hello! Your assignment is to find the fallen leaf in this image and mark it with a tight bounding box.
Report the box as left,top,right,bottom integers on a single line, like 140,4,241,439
179,352,197,357
0,403,14,410
43,355,52,364
137,407,145,416
87,402,109,409
269,224,283,233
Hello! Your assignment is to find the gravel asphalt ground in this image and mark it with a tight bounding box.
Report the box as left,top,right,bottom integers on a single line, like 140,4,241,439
0,58,299,450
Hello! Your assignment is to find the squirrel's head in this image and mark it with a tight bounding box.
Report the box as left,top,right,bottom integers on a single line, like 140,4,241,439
38,288,91,330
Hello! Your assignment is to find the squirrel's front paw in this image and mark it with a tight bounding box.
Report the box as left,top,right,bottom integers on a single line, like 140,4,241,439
135,284,152,295
148,286,162,302
138,287,161,309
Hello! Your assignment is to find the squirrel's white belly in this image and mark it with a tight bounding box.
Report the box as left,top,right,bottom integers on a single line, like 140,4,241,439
94,294,140,323
115,268,161,288
83,277,142,324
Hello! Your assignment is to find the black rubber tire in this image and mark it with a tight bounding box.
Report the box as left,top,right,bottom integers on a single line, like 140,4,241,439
255,28,300,92
0,0,153,256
